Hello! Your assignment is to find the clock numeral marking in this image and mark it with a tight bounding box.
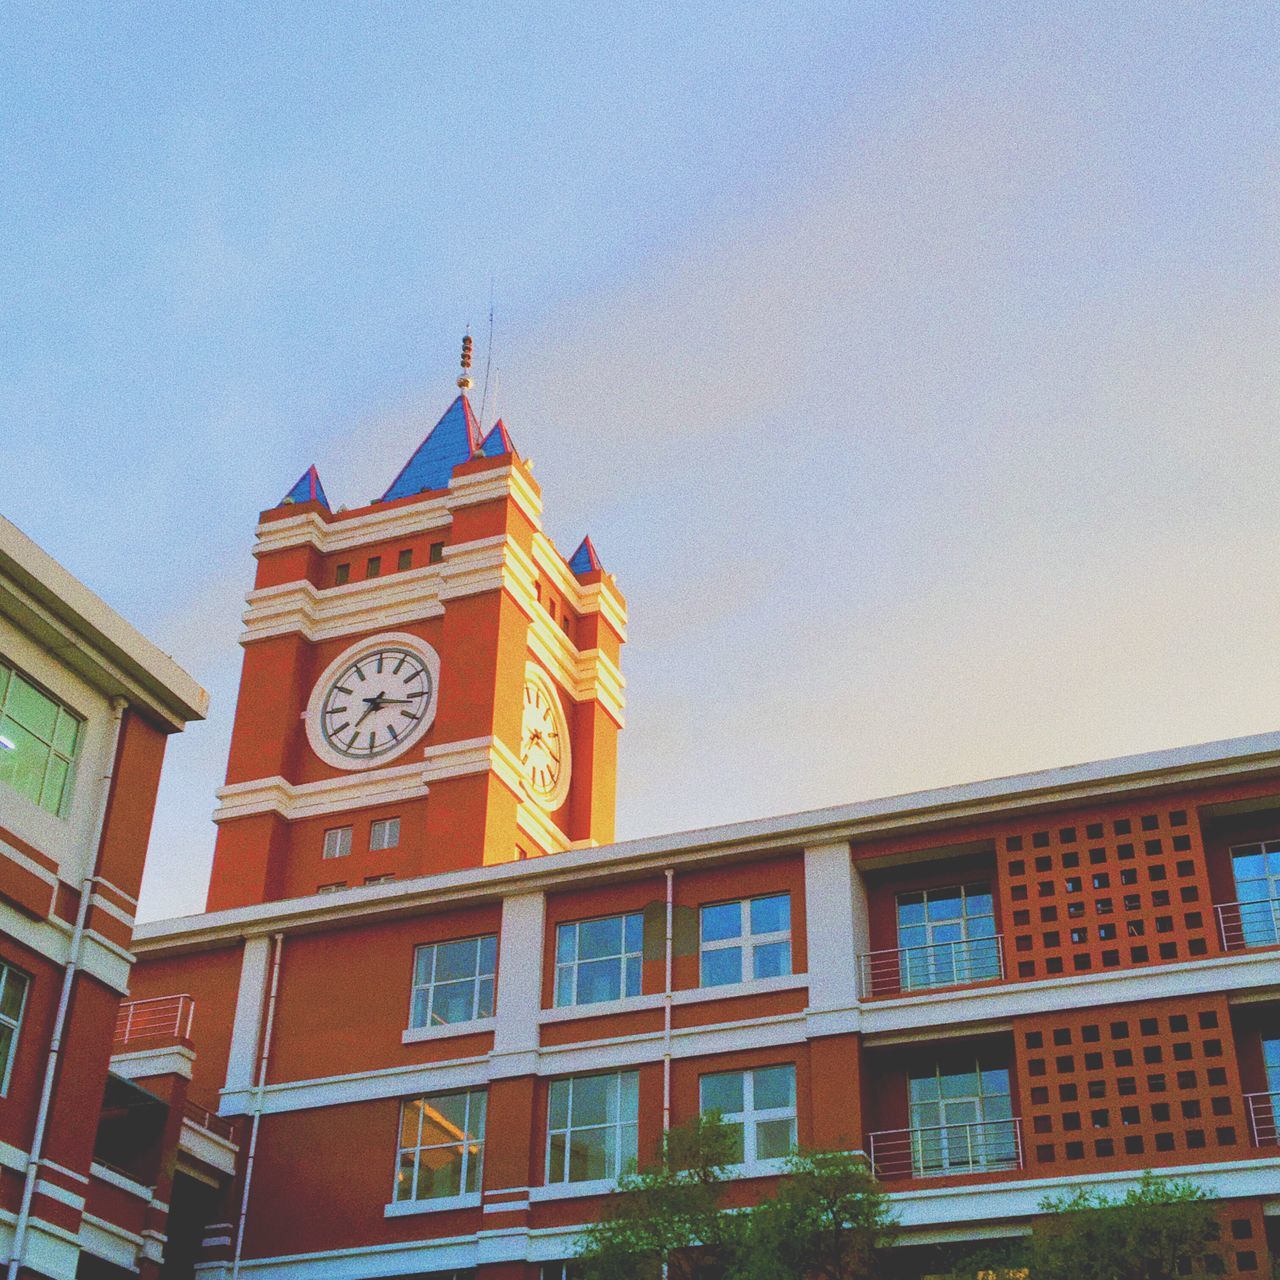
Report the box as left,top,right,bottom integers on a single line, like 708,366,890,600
375,654,384,674
331,721,350,736
334,685,352,696
386,724,399,742
353,665,366,682
393,654,406,674
400,708,416,720
368,731,376,750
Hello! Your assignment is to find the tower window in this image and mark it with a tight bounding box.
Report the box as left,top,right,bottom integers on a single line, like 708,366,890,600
334,563,350,585
323,826,352,859
428,542,445,564
366,555,382,578
0,962,30,1095
370,817,400,851
317,882,346,894
397,549,413,571
365,873,396,885
0,658,83,817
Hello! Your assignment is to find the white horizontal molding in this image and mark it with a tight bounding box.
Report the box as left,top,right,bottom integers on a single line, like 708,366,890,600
448,462,543,526
401,1016,496,1045
241,572,443,644
525,614,626,724
180,1117,239,1177
530,531,627,642
253,502,452,559
109,1044,196,1081
79,1212,145,1270
89,1162,153,1200
383,1192,480,1218
516,800,573,856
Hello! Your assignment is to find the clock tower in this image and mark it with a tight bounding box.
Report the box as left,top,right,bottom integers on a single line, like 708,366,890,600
205,384,626,910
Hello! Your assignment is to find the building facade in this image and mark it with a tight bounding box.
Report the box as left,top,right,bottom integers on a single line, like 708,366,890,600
116,391,1280,1279
0,517,207,1280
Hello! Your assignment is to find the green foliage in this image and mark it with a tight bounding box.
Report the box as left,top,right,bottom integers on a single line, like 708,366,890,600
737,1150,898,1280
574,1114,744,1280
937,1171,1218,1280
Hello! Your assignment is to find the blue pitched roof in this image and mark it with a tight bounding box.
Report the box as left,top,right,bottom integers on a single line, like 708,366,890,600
281,465,329,509
380,396,482,501
479,420,515,458
568,536,603,576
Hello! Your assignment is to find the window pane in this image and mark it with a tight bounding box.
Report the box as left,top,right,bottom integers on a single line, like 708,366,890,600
618,1120,638,1174
576,958,622,1004
753,1065,795,1111
578,916,623,960
0,718,47,805
941,1069,980,1099
394,1151,417,1201
755,1118,796,1161
414,946,435,985
1232,852,1266,883
926,889,962,921
410,990,431,1028
40,755,69,813
436,939,479,981
421,1094,470,1145
431,980,477,1024
568,1127,608,1181
752,941,790,979
750,894,790,935
549,1132,567,1181
981,1068,1011,1098
624,956,641,997
556,924,577,963
909,1074,940,1102
964,889,993,917
700,946,742,988
479,934,498,974
701,1071,744,1116
897,893,926,925
548,1080,570,1130
52,709,79,756
554,966,575,1007
624,913,643,952
701,901,742,943
401,1101,423,1147
9,676,57,740
0,970,25,1023
417,1145,464,1197
476,977,495,1019
570,1075,611,1127
619,1072,639,1122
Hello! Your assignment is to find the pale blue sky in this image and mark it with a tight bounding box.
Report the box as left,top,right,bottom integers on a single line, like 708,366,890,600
3,5,1278,920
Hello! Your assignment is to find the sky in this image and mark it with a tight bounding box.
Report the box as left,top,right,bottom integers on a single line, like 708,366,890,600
3,4,1279,921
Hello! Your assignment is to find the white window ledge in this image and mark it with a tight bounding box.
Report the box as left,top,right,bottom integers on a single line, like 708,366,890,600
401,1017,497,1045
90,1163,153,1199
384,1192,481,1217
530,1178,619,1202
540,993,666,1022
674,973,808,1004
724,1158,791,1180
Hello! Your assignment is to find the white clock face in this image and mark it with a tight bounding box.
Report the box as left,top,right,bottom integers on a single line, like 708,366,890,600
520,667,571,810
305,635,440,770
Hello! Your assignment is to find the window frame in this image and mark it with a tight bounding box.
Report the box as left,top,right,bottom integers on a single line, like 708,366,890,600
554,912,644,1008
0,657,83,818
1229,840,1280,947
894,882,998,991
370,817,400,852
0,962,30,1096
545,1070,639,1185
699,1063,797,1167
698,893,792,988
322,826,352,859
409,935,498,1029
392,1088,487,1204
907,1058,1016,1176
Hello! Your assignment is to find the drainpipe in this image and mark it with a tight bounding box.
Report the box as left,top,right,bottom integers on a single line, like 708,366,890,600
231,932,284,1280
662,869,674,1135
6,696,127,1280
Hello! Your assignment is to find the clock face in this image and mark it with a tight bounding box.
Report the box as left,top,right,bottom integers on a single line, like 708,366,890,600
520,668,571,810
305,635,440,769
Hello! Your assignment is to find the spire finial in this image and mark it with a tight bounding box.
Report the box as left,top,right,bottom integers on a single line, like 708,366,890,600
457,331,474,391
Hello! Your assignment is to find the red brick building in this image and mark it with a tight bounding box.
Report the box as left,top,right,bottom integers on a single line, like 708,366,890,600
0,516,207,1280
86,389,1280,1277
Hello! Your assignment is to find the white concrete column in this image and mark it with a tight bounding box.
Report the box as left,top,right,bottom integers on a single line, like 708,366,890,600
804,841,861,1024
490,891,545,1075
224,936,272,1097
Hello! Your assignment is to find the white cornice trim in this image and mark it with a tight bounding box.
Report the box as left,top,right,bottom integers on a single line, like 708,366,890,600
110,1044,196,1081
516,800,572,855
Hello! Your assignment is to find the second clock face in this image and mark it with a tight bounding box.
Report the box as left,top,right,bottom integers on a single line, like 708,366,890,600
520,667,571,809
317,645,435,764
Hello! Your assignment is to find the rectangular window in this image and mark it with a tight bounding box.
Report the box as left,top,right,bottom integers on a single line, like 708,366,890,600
428,542,445,564
699,893,791,987
0,659,82,816
366,555,382,578
410,935,497,1027
317,882,346,894
334,562,350,585
1229,841,1280,947
365,874,396,885
546,1071,638,1184
908,1058,1016,1175
0,962,30,1094
322,826,352,859
699,1064,797,1165
393,1089,486,1202
397,548,413,571
555,913,643,1007
895,883,998,991
370,817,400,851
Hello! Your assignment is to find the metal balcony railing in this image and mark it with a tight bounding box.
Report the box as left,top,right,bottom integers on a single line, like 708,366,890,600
858,935,1004,999
1215,899,1280,952
868,1117,1023,1180
1245,1091,1280,1147
114,994,195,1047
184,1099,236,1142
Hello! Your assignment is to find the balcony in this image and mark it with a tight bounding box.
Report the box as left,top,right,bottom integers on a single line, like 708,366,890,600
868,1118,1023,1180
1245,1091,1280,1147
113,994,195,1047
1216,899,1280,952
858,935,1005,999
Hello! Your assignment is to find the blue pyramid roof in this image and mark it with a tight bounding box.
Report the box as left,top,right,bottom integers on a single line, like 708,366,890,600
281,465,329,509
380,396,483,501
478,420,515,458
568,536,603,576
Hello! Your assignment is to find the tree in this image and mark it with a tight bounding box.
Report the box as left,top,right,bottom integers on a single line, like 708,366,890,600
738,1149,899,1280
573,1114,745,1280
939,1170,1218,1280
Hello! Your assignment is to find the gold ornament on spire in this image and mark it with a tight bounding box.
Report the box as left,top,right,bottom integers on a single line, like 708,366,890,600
457,333,474,390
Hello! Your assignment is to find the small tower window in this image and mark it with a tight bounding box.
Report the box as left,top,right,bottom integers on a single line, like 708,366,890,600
317,882,347,894
428,542,445,565
397,549,413,571
335,563,350,585
366,555,382,579
370,817,400,851
323,827,352,859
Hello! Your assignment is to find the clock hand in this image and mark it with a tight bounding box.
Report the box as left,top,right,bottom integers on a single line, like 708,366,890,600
353,695,386,728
